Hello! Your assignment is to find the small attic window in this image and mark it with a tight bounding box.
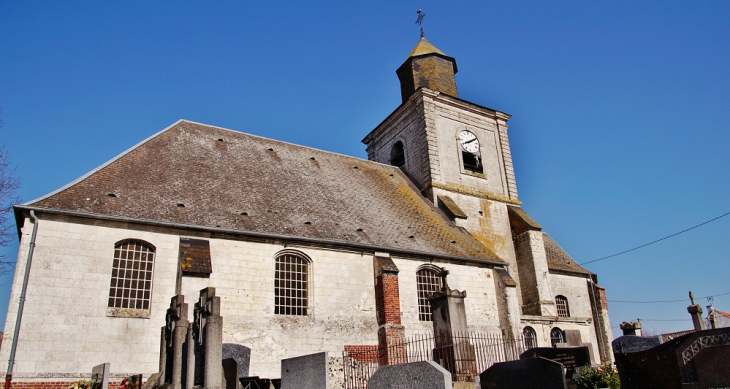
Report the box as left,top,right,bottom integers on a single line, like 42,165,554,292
177,203,185,208
450,240,456,244
408,235,415,239
267,148,274,151
390,141,405,167
310,157,316,160
217,138,224,142
353,166,359,169
240,212,249,216
304,221,312,225
356,228,363,232
389,173,394,177
107,193,117,198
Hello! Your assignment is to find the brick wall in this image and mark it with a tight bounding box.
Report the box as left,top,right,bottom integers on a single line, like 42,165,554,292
375,273,402,325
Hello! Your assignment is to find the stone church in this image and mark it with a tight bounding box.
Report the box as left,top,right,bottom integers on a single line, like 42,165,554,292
2,38,612,387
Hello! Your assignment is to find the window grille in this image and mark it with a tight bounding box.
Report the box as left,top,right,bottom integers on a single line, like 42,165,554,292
108,240,155,310
555,295,570,317
523,326,537,349
417,267,442,321
550,327,565,346
274,253,309,316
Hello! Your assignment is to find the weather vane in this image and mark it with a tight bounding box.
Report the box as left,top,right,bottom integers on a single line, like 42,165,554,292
416,8,426,38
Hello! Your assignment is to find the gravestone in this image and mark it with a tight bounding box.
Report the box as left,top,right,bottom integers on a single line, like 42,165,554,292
222,359,239,389
367,361,451,389
90,363,110,389
194,287,223,389
429,269,477,381
614,327,730,388
612,335,662,354
222,343,251,379
141,373,164,389
127,375,143,389
480,357,566,389
280,352,328,389
565,330,582,346
520,346,590,380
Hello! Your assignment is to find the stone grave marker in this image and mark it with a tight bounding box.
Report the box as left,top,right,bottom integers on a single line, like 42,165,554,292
480,357,566,389
127,374,143,389
520,346,590,379
565,330,582,346
612,335,662,354
90,363,110,389
367,361,451,389
280,352,328,389
141,373,164,389
222,343,251,379
222,359,239,389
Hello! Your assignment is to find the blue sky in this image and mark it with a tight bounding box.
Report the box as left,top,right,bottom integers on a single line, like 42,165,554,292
1,1,728,336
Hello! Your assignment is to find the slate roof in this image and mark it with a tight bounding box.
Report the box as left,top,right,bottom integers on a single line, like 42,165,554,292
24,120,500,262
543,233,592,274
407,37,446,58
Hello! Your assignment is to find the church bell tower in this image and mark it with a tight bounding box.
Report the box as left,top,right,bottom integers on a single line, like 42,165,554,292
362,36,521,284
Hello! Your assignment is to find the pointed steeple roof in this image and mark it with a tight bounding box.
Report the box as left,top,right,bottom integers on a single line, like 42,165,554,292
407,37,445,58
396,38,458,102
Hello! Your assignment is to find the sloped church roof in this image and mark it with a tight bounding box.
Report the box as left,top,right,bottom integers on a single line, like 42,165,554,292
20,120,501,263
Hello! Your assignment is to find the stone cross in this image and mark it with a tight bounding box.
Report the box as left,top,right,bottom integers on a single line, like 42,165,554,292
193,287,223,389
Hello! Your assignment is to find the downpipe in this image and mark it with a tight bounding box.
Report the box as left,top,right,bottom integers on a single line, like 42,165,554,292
5,211,39,389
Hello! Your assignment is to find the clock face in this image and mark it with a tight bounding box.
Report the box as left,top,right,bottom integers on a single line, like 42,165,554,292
459,130,480,153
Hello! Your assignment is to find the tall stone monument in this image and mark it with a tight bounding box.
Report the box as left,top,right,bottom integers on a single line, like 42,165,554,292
429,269,477,381
159,288,223,389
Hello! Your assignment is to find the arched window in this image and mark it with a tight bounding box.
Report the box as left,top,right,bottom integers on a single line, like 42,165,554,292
274,251,310,316
390,141,405,167
108,240,155,310
555,295,570,317
416,265,442,321
523,326,537,349
550,327,565,347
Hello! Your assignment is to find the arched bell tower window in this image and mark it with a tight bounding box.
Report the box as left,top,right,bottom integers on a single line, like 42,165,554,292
390,141,405,167
458,130,482,173
555,295,570,317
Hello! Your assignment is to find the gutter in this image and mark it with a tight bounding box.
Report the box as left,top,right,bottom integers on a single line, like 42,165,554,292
15,205,507,268
5,211,39,389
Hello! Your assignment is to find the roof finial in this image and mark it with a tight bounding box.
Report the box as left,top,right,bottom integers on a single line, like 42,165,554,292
416,8,426,38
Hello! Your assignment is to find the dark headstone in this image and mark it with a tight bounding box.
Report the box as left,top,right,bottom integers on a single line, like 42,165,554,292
614,327,730,389
480,357,566,389
280,352,328,389
612,335,662,354
367,361,451,389
222,343,251,378
128,375,143,389
520,347,590,379
240,377,281,389
90,363,109,389
223,359,239,389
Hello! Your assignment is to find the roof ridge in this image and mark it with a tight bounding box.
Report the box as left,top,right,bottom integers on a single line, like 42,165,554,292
181,119,404,171
23,119,186,206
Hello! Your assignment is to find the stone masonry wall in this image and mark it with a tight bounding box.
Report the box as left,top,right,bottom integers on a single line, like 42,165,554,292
1,215,381,385
393,258,503,336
